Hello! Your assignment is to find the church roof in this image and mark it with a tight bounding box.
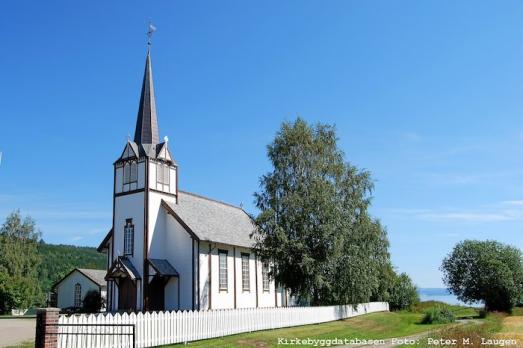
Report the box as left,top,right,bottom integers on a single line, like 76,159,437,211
134,49,160,145
53,268,106,290
77,269,107,288
162,191,256,248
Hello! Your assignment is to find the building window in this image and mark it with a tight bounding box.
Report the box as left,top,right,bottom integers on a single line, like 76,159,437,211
241,253,250,291
124,219,134,256
157,163,170,185
262,262,270,292
218,250,228,291
74,283,82,308
123,162,138,185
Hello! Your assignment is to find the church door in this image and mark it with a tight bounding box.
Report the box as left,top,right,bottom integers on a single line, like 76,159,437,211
148,277,165,311
118,278,136,311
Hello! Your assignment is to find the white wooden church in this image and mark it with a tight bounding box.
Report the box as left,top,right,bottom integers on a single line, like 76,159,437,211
97,47,289,312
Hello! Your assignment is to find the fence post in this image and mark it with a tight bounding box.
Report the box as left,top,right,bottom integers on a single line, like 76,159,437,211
35,308,60,348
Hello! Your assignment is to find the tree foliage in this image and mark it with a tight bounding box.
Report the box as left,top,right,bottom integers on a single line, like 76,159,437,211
82,290,104,313
388,272,419,311
441,240,523,312
0,211,43,312
37,243,106,293
253,118,391,305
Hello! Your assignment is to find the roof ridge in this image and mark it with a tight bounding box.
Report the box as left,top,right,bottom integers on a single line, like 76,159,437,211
179,190,243,210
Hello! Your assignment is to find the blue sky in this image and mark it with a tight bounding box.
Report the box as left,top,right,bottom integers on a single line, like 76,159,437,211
1,0,523,288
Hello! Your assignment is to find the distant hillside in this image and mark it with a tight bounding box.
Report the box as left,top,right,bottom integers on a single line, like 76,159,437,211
37,242,106,292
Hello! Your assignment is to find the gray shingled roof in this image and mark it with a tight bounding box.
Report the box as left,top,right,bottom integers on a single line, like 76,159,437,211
163,191,256,248
149,259,179,277
78,269,107,288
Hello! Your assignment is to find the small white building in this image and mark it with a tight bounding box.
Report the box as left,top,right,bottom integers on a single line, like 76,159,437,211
52,268,107,310
97,47,290,312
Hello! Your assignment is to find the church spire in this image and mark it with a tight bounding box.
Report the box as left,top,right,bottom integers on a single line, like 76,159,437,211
134,48,160,145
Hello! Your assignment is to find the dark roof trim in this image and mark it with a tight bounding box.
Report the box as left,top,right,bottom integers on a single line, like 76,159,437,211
161,200,199,240
52,268,105,291
97,228,113,253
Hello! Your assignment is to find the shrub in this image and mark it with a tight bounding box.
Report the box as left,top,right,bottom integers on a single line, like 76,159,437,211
389,272,419,311
81,290,104,313
478,309,487,319
421,306,456,324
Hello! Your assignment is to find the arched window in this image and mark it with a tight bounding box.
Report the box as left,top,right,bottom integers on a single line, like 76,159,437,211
74,283,82,308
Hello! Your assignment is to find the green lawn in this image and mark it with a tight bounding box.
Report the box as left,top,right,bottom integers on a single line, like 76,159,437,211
163,311,450,347
5,341,34,348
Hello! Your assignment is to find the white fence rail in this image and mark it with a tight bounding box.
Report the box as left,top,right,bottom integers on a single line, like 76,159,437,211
57,302,389,348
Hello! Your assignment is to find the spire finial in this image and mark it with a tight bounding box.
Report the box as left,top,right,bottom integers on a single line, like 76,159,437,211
147,21,157,46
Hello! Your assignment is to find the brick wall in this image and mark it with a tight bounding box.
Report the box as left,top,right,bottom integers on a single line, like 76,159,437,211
35,308,59,348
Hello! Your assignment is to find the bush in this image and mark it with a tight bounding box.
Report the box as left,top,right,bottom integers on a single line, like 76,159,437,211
81,290,104,313
389,272,419,311
421,306,456,324
478,309,487,319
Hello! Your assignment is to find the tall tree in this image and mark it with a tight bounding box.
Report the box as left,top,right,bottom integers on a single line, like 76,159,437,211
0,211,43,312
441,240,523,312
253,118,391,305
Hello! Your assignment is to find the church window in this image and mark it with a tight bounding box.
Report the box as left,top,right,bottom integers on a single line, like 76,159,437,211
123,162,137,185
74,283,82,308
262,262,270,292
219,250,228,291
124,219,134,256
157,163,170,185
241,253,250,291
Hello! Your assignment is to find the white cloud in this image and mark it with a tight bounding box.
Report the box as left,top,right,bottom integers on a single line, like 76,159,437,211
400,132,422,142
387,200,523,223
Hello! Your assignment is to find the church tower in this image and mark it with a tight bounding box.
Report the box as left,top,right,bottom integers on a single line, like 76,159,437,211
106,47,178,311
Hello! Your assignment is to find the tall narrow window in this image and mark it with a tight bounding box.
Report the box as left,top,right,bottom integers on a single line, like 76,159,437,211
262,262,270,292
218,250,228,291
157,163,170,185
123,162,137,185
130,162,137,183
74,283,82,308
123,163,130,184
124,219,134,256
241,253,250,291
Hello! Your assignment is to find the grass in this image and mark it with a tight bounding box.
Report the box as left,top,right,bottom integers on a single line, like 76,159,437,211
400,313,504,348
412,301,479,319
5,341,34,348
163,310,451,347
0,315,36,319
398,305,523,347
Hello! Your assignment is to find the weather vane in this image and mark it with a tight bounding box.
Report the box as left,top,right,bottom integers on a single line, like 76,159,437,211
147,22,157,46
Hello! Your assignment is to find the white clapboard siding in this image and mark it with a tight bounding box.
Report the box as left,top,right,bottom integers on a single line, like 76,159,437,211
57,302,389,348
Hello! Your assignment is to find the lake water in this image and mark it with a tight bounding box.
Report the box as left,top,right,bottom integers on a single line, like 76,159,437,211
418,288,482,307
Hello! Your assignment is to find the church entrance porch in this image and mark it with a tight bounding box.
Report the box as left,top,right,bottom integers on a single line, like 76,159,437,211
105,256,141,312
146,259,180,311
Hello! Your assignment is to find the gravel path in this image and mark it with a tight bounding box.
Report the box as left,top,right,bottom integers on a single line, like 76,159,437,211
0,318,35,348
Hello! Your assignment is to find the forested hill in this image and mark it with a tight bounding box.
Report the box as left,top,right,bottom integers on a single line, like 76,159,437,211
37,242,106,292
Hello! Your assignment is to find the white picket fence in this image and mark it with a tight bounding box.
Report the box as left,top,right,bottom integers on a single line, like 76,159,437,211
57,302,389,348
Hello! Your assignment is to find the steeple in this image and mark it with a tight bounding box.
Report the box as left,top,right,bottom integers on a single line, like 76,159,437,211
134,49,160,145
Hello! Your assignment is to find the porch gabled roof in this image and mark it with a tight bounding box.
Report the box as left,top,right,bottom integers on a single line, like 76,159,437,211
105,256,141,281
